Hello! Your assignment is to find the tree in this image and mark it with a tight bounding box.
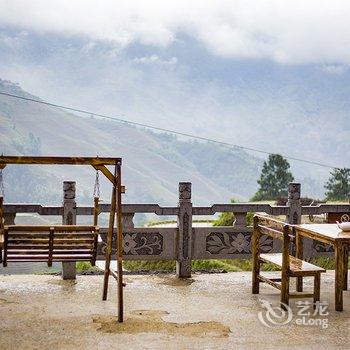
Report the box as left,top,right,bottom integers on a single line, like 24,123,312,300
213,199,236,226
212,199,254,226
324,168,350,201
252,154,294,201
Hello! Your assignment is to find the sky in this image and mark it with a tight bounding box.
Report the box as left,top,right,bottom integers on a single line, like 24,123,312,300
0,0,349,190
1,1,350,65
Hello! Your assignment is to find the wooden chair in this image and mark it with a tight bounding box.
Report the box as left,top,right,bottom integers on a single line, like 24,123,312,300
252,215,325,307
2,225,99,267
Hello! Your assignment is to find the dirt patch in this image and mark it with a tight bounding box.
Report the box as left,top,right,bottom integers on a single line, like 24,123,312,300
156,276,195,286
0,298,19,305
92,310,231,338
47,279,77,287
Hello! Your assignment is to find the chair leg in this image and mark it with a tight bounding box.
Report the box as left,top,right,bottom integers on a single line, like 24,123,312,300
343,246,348,290
252,261,260,294
281,273,290,309
313,273,321,309
252,221,260,294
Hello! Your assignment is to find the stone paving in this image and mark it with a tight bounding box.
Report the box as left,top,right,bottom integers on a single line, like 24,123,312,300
0,272,349,349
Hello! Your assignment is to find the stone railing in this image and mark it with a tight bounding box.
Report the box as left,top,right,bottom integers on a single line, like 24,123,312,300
3,182,350,278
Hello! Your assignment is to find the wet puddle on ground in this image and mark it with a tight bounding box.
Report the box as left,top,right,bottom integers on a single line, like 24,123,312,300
92,310,231,337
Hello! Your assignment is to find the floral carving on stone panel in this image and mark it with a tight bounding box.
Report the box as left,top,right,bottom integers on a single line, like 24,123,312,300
100,232,163,256
206,231,272,254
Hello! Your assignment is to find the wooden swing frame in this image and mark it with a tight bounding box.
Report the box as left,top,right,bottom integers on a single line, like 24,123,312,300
0,156,125,322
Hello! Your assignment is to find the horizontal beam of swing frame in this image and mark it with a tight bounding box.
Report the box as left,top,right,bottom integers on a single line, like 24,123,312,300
0,156,122,166
0,156,125,191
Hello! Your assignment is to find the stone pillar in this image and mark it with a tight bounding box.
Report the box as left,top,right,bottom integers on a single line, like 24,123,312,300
62,181,77,279
287,183,301,225
122,213,134,229
234,213,247,227
4,213,16,225
176,182,193,278
287,182,313,258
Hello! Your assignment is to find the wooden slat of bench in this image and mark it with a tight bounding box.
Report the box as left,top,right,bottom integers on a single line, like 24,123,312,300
7,244,92,250
6,225,98,232
8,239,94,245
260,253,326,274
53,234,95,238
7,255,92,260
8,238,49,243
4,226,98,265
7,247,49,255
8,250,92,255
7,258,92,262
8,233,50,239
8,233,94,239
7,241,49,250
53,239,94,246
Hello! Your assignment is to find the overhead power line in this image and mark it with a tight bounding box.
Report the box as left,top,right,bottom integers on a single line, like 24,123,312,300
0,90,339,169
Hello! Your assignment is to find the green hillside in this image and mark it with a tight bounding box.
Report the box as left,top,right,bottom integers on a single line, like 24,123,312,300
0,79,261,205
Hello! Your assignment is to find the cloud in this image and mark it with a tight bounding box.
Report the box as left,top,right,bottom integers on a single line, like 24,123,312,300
133,55,177,65
0,1,350,64
319,64,348,75
0,30,27,49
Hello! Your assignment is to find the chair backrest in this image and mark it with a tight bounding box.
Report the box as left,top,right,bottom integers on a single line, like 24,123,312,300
253,214,292,242
253,215,293,269
3,225,99,267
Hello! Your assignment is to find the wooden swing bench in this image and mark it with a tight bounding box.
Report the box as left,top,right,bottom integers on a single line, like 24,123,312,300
0,156,125,322
2,225,99,267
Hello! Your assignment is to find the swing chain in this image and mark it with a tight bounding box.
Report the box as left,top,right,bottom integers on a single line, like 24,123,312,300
0,167,4,198
93,169,100,199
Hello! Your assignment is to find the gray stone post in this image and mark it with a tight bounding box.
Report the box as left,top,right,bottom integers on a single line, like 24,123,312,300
4,213,16,225
287,183,301,224
287,183,313,258
176,182,193,278
62,181,77,279
122,213,134,229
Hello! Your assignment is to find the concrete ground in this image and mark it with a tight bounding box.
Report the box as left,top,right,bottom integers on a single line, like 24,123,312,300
0,272,349,349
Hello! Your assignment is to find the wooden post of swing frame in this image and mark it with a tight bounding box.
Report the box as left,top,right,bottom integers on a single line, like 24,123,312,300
102,160,124,322
116,161,123,322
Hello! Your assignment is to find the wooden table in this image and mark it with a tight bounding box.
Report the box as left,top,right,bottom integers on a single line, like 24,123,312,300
295,224,350,311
